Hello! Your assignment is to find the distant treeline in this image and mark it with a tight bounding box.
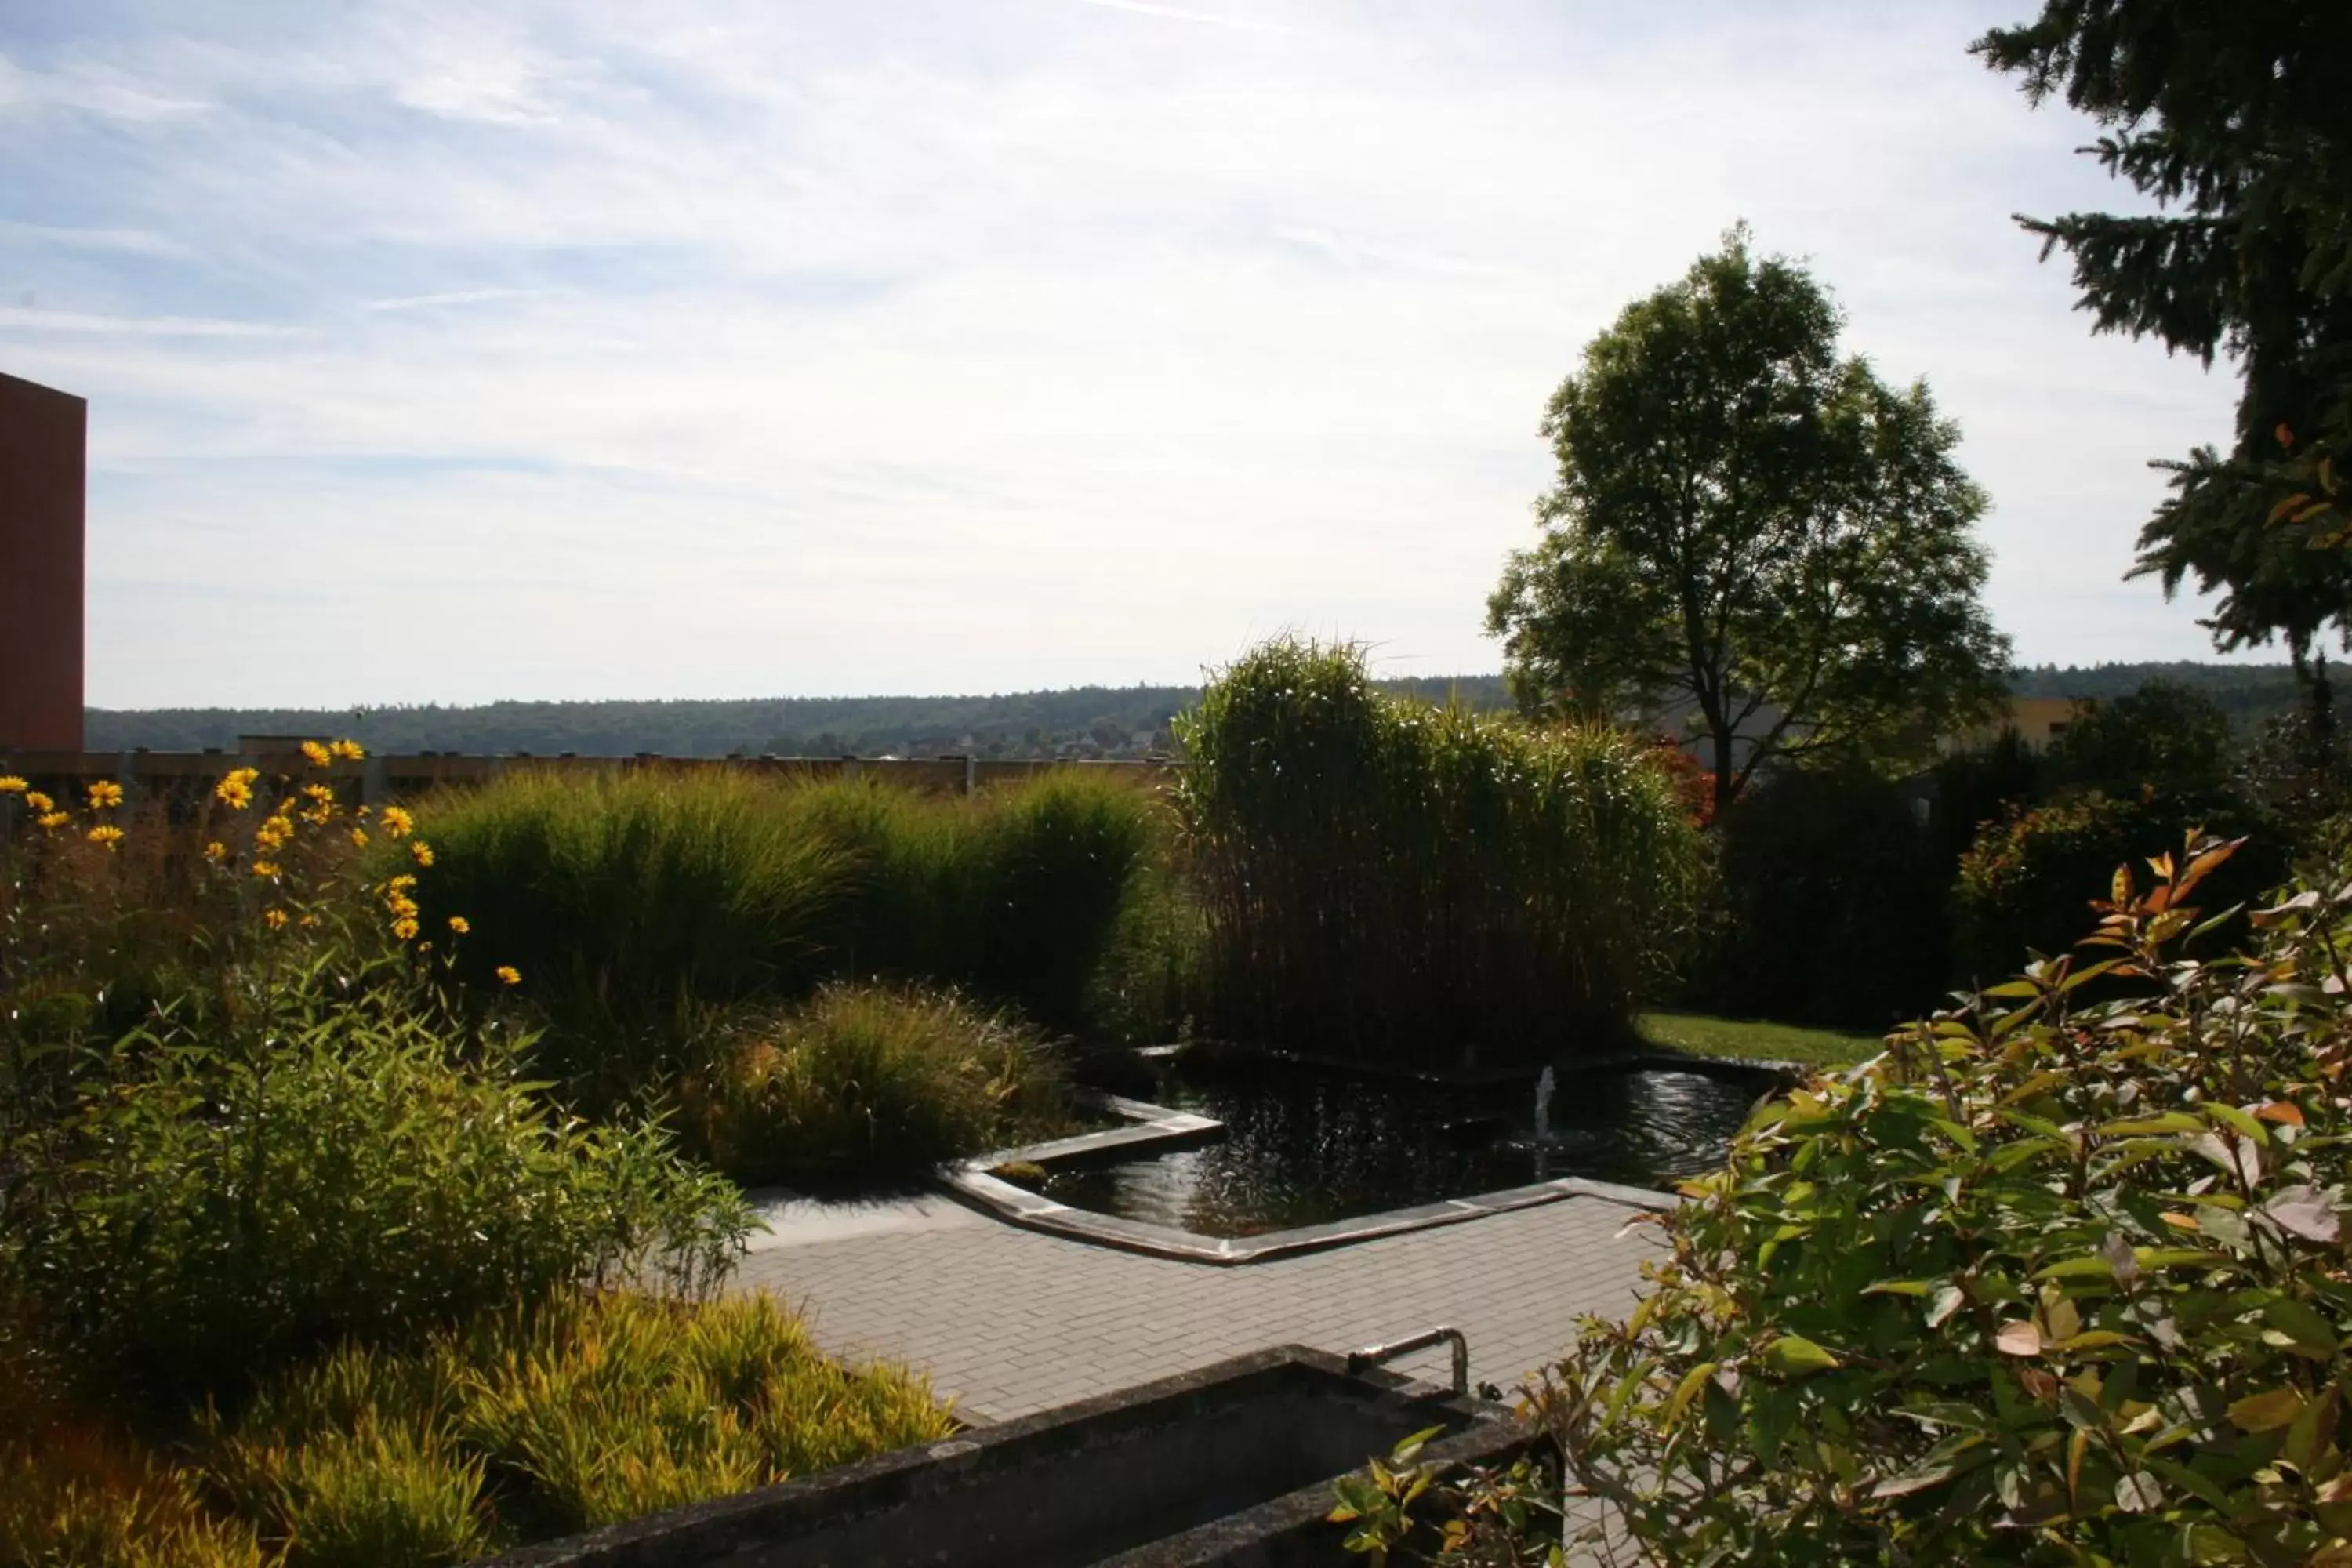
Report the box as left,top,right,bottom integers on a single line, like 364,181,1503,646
82,677,1518,760
2008,661,2306,729
83,664,2307,760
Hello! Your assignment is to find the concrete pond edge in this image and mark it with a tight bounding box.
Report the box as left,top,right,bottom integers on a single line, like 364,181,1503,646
937,1086,1684,1266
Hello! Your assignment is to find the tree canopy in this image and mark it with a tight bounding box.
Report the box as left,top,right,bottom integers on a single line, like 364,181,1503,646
1974,0,2352,666
1486,227,2012,814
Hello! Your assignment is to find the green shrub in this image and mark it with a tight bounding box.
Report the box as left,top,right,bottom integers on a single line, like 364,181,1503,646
1341,837,2352,1564
1174,638,1705,1066
2046,678,2238,805
2,964,751,1406
1689,764,1951,1030
1952,789,2284,987
679,982,1065,1184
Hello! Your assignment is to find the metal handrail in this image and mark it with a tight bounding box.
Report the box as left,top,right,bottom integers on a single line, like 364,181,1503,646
1346,1325,1469,1398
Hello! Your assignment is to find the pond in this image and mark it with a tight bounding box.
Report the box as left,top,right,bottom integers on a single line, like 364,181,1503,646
1009,1049,1767,1239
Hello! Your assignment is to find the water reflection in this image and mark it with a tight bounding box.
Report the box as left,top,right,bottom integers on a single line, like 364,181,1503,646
1032,1058,1761,1238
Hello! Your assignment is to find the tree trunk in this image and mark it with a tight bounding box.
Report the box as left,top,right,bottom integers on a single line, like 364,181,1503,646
1711,726,1738,823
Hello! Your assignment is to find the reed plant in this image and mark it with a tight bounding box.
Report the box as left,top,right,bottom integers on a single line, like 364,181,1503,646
1173,638,1705,1066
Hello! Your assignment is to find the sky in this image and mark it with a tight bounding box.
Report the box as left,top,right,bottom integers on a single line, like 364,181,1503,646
0,0,2270,709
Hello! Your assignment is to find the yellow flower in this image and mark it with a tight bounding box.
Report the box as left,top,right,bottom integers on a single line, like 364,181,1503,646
408,840,434,868
263,908,289,930
215,770,256,810
252,860,281,879
86,781,124,810
303,783,336,803
447,915,470,935
300,740,332,768
391,916,420,941
495,965,522,986
254,816,292,851
0,776,25,794
379,806,414,840
298,913,319,928
86,824,124,849
36,811,68,830
329,739,365,760
24,791,52,815
205,840,229,862
350,827,370,849
387,873,418,891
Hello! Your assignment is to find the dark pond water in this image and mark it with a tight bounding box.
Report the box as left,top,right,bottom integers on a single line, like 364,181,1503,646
1019,1052,1765,1238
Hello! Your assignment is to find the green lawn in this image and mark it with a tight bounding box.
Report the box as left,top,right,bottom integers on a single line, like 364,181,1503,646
1637,1011,1884,1070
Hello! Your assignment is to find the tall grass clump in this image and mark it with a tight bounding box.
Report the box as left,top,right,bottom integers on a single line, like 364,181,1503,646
1174,638,1705,1066
778,770,1169,1031
679,982,1067,1185
205,1290,950,1559
407,767,851,1101
413,766,1176,1106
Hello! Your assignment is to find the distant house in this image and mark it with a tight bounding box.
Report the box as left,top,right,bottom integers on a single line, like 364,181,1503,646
1942,696,2084,756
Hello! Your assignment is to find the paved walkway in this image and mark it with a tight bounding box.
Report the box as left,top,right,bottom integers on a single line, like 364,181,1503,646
732,1190,1663,1423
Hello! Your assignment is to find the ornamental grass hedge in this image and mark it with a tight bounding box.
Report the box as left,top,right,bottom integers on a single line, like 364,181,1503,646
1173,638,1707,1068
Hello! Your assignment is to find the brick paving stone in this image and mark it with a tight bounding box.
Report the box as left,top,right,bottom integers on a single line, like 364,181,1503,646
735,1192,1662,1423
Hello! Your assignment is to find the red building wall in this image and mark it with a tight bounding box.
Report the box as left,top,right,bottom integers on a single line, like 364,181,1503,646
0,371,85,750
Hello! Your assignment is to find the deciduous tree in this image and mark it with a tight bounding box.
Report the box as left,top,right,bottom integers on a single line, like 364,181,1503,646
1486,227,2011,816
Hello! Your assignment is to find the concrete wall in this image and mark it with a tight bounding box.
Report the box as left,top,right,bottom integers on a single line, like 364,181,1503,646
0,372,85,750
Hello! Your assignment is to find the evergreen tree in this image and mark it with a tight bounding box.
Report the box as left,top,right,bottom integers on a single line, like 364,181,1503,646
1975,2,2352,672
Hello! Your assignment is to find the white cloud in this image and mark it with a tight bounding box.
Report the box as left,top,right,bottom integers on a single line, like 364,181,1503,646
1057,0,1308,36
0,221,193,257
364,287,554,312
0,0,2274,707
0,306,293,337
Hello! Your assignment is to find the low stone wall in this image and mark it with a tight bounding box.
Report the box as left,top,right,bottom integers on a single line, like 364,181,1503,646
482,1346,1527,1568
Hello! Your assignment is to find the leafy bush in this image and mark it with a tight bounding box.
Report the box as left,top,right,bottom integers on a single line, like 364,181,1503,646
1689,764,1951,1030
2045,678,2239,805
2238,704,2352,840
1174,638,1707,1066
1952,789,2284,987
0,752,946,1565
4,964,750,1405
678,982,1066,1184
1343,837,2352,1564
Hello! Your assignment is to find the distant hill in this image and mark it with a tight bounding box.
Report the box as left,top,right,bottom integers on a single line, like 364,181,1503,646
84,676,1519,760
82,663,2310,759
2008,661,2304,729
